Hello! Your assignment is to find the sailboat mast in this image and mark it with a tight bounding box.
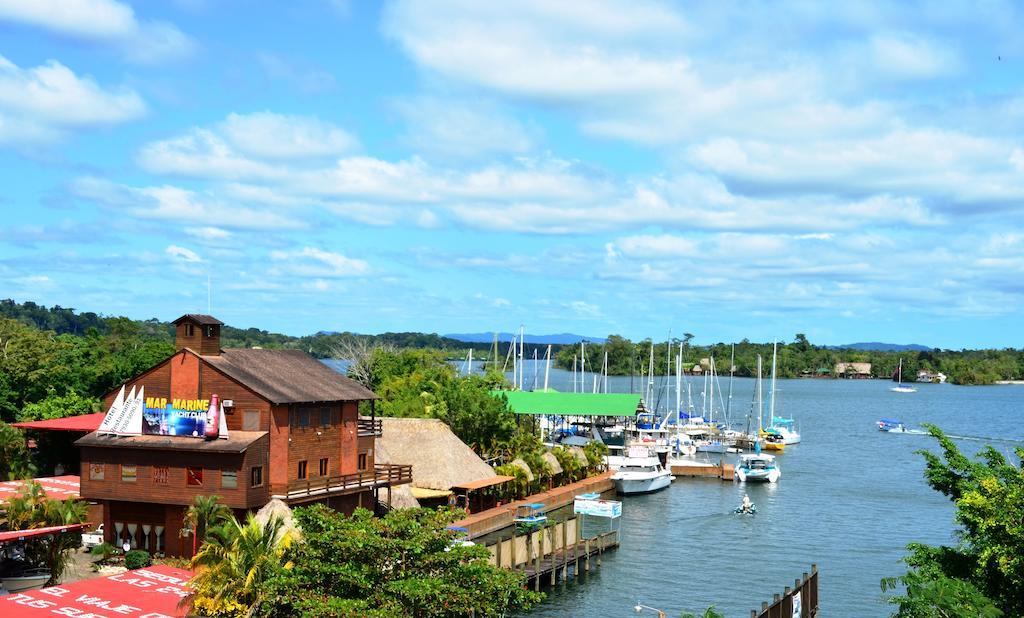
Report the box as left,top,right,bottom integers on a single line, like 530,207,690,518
709,356,716,424
544,345,552,391
665,331,672,416
518,325,524,391
757,354,763,433
572,355,577,393
646,344,655,409
769,340,778,424
532,348,538,391
603,350,609,393
580,341,586,393
726,344,735,422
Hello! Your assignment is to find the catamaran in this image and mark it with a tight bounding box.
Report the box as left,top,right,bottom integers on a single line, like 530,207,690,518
891,358,917,393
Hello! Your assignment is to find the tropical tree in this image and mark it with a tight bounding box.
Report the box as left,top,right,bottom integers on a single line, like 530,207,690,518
188,513,298,618
1,481,88,585
183,495,234,547
883,425,1024,616
260,505,540,617
0,421,34,480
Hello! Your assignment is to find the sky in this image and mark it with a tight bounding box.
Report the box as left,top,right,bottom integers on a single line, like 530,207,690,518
1,1,1023,348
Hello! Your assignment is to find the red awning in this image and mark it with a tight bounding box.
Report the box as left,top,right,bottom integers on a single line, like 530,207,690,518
0,564,194,616
0,523,90,546
0,475,80,501
12,413,106,432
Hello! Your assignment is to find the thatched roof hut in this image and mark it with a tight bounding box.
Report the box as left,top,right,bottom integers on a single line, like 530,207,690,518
376,417,499,492
254,498,301,541
509,457,534,482
541,451,563,476
569,446,588,465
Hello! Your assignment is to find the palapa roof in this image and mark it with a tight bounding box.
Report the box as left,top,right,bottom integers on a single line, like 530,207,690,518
254,498,301,542
541,451,563,475
203,349,377,403
509,458,534,482
374,417,496,491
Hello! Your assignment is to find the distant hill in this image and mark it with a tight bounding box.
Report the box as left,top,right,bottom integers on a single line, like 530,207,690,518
833,342,933,352
445,332,606,345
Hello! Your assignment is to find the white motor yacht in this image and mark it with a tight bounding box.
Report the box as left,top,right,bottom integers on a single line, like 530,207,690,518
611,446,673,495
734,453,780,483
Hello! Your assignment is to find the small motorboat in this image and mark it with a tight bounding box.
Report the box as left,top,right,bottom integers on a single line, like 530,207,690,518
878,418,910,432
513,503,547,531
734,493,757,515
735,453,780,483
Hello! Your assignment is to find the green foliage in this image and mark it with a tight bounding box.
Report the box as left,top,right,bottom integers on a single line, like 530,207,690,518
125,549,152,570
260,505,541,618
189,513,298,617
1,481,88,585
90,542,119,562
18,388,98,422
0,421,35,480
883,425,1024,616
184,495,235,546
360,348,516,454
680,607,726,618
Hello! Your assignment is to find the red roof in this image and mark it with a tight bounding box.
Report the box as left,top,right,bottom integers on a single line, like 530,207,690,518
12,413,105,432
0,564,194,616
0,523,90,546
0,475,80,500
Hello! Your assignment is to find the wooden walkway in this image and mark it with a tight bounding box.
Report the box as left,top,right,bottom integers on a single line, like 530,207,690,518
519,531,618,590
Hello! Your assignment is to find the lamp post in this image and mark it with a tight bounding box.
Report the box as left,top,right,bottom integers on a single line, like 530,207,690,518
634,601,667,617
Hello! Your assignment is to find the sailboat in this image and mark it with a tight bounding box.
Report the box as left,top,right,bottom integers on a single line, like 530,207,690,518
891,358,917,393
764,341,801,445
757,343,785,452
735,355,781,483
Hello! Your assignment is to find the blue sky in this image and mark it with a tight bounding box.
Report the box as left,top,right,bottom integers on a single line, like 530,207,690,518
1,1,1023,348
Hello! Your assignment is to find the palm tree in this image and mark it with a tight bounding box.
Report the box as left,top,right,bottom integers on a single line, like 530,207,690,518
186,513,298,616
1,482,87,585
183,495,234,549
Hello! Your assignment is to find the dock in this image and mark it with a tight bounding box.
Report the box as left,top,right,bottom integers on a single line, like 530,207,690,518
484,515,619,590
670,459,734,480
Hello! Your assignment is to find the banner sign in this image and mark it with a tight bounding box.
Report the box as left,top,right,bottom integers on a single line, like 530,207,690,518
143,398,211,437
573,498,622,518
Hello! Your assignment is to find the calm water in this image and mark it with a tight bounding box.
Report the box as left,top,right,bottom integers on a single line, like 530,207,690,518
325,358,1024,617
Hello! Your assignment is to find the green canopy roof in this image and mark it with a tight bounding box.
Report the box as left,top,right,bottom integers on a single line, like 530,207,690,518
493,391,642,417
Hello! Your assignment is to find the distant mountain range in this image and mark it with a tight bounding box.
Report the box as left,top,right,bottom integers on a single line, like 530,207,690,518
444,332,606,345
832,342,932,352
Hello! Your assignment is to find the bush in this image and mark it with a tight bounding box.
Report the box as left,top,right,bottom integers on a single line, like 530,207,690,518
125,549,151,570
90,542,118,562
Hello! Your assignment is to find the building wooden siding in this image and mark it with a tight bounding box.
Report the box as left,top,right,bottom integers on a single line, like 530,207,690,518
285,402,360,483
79,436,270,510
175,321,221,356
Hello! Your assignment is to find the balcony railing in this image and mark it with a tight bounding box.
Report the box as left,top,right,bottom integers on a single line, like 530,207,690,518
357,417,383,437
285,464,412,501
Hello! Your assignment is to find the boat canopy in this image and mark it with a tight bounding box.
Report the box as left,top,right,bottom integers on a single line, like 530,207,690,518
771,416,795,425
879,418,902,424
494,391,642,417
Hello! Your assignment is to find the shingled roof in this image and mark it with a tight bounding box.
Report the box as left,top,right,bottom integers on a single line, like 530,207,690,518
204,349,377,404
172,314,224,326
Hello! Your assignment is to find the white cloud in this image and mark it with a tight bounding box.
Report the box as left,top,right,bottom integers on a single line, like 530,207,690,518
395,97,537,158
220,112,358,159
270,247,370,277
0,55,144,146
0,0,194,63
185,227,232,241
165,245,201,263
868,33,961,80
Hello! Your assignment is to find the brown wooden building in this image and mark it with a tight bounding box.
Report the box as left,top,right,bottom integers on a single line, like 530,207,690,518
76,314,410,556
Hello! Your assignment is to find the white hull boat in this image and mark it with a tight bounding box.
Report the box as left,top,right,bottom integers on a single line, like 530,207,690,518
611,447,673,495
891,359,917,393
734,453,780,483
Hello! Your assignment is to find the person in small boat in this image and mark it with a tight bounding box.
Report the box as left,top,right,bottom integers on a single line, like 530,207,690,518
739,494,754,514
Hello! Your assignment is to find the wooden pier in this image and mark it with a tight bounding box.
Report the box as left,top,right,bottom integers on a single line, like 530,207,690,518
670,460,734,480
484,516,619,590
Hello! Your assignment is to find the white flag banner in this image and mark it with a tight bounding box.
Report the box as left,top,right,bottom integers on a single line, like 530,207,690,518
97,385,125,434
218,402,229,439
114,386,144,435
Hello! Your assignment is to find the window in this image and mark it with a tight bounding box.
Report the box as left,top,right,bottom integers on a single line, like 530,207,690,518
320,407,331,427
331,409,341,425
319,458,328,476
184,323,194,337
243,410,260,431
121,464,137,482
250,466,263,488
205,325,216,338
89,463,105,481
358,453,368,471
153,466,168,484
297,460,308,479
186,467,203,487
299,408,310,428
222,470,237,489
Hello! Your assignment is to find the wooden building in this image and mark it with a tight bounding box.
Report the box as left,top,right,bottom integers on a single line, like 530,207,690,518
76,314,411,556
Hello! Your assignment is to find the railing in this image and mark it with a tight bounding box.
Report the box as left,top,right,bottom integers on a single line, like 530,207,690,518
286,464,412,499
357,417,383,437
753,564,818,618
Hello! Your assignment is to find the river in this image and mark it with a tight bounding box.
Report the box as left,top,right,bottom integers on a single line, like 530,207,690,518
325,358,1024,617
